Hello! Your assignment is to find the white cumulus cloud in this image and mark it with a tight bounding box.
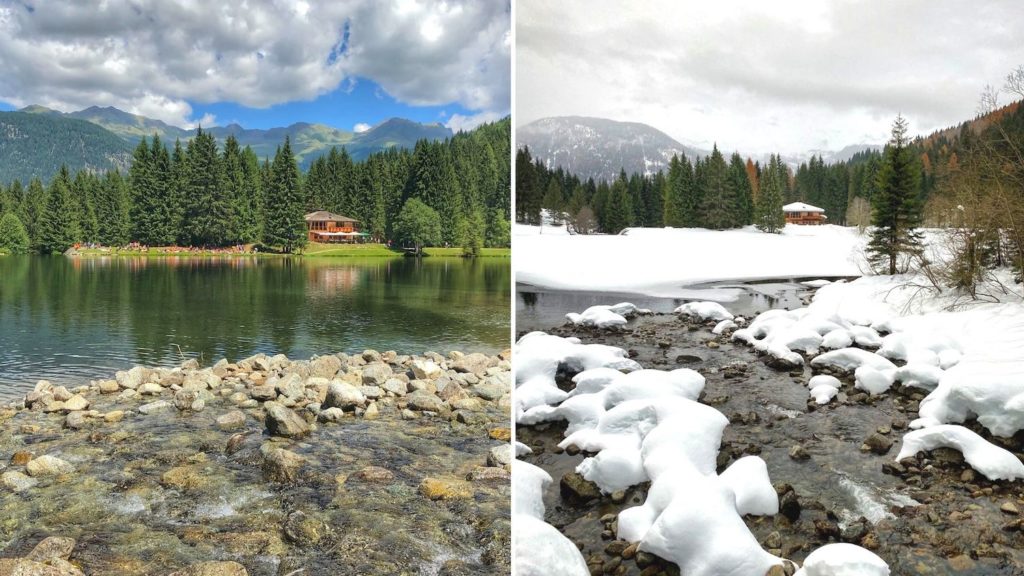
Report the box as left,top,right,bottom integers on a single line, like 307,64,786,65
353,122,371,133
0,0,510,127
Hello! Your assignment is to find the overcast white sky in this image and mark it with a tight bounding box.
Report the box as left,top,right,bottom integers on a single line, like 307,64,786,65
516,0,1024,155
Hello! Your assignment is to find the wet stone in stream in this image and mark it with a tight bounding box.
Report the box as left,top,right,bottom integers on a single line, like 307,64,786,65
518,312,1024,576
0,349,512,575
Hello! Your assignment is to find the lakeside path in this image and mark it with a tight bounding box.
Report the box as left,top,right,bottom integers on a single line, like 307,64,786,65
0,349,512,575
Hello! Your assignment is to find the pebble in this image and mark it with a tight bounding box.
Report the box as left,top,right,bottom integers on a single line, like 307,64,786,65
25,455,75,477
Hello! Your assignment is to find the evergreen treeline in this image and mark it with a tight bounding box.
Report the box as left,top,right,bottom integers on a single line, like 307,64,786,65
516,139,922,236
0,118,511,254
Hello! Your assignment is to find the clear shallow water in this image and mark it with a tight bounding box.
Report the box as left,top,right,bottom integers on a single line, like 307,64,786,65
0,255,510,399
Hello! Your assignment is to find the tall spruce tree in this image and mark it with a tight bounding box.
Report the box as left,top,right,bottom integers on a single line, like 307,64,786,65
604,173,633,234
38,165,81,253
729,153,754,225
263,137,306,252
182,128,229,246
680,155,701,227
755,155,786,233
699,146,733,229
867,115,924,275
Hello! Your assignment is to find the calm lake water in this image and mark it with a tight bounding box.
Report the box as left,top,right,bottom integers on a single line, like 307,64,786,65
0,255,510,399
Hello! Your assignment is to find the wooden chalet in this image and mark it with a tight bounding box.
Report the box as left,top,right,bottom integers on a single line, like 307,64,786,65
783,202,827,225
304,211,368,243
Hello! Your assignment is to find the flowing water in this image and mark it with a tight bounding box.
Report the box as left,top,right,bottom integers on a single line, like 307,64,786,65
0,256,510,400
517,285,1024,575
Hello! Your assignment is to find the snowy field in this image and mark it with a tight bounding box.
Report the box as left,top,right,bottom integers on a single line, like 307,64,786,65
515,222,867,296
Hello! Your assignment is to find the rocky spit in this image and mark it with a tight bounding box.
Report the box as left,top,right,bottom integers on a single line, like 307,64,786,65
519,311,1024,576
0,349,512,576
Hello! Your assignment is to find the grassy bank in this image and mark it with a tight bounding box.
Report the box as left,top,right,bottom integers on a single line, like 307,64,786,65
71,243,511,258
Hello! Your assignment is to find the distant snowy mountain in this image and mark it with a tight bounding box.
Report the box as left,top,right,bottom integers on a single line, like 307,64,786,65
517,116,707,183
776,144,883,168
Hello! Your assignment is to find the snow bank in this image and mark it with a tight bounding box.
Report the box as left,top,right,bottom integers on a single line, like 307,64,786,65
854,366,896,395
895,425,1024,481
675,301,734,322
566,302,650,328
513,461,590,576
793,543,889,576
516,224,865,296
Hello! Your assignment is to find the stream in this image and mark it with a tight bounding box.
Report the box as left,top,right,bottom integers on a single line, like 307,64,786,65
516,282,1024,575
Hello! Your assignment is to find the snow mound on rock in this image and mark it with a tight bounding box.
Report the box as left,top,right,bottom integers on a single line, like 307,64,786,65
793,543,889,576
514,331,641,422
566,302,650,328
675,301,734,322
513,461,590,576
895,424,1024,481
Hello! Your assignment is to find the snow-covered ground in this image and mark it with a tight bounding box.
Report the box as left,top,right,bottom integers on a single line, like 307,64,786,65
515,223,866,296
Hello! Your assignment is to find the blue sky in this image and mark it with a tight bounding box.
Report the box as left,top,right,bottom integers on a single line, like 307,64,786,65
0,1,509,133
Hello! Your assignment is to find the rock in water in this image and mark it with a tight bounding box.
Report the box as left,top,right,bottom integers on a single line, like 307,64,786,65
263,448,304,483
419,477,472,500
25,455,75,477
0,558,67,576
263,402,310,438
1,470,39,492
216,410,247,431
167,561,249,576
26,536,76,563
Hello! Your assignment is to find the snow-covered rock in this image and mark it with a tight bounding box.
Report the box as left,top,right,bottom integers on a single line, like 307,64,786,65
811,348,897,373
895,424,1024,481
854,366,896,395
675,301,734,322
821,329,853,350
514,332,640,422
515,515,590,576
565,302,649,329
793,543,889,576
808,375,841,404
513,461,589,576
712,319,737,334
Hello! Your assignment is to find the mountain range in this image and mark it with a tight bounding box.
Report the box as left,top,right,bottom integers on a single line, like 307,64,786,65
0,105,454,184
517,115,881,183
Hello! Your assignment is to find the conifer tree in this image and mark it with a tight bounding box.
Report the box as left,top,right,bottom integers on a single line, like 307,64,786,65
728,153,754,226
699,146,733,229
182,128,229,246
755,155,786,233
263,137,306,252
23,178,46,250
680,155,701,227
39,165,81,253
604,174,633,234
867,115,924,275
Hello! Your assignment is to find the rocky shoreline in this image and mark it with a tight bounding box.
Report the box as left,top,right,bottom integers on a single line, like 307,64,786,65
518,310,1024,576
0,349,512,576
